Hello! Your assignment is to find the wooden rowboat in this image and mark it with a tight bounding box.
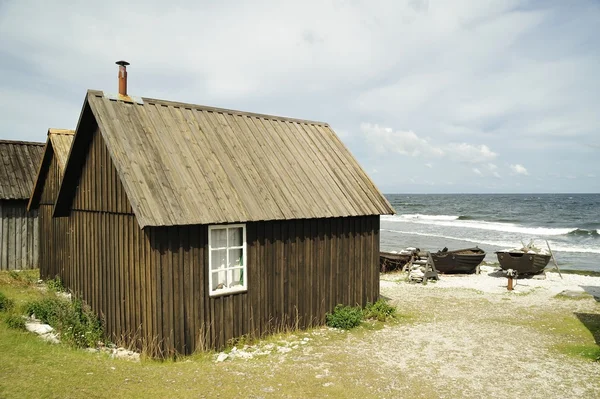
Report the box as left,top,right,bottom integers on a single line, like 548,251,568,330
431,247,486,274
495,249,551,275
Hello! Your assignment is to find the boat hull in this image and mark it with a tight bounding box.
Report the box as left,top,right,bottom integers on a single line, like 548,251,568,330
380,251,413,273
431,248,486,274
495,252,551,275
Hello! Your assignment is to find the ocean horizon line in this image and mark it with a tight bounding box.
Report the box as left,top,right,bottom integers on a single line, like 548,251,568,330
383,192,600,195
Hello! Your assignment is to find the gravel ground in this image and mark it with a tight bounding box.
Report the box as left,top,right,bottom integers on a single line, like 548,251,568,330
238,267,600,398
359,267,600,398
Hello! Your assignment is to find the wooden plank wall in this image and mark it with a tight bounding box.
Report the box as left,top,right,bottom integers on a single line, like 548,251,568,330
148,215,380,355
38,152,69,281
0,200,39,270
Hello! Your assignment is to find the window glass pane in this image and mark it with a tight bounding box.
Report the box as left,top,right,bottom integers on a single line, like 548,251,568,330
211,249,227,271
211,228,227,248
232,268,244,287
228,227,243,247
212,271,226,291
229,248,243,267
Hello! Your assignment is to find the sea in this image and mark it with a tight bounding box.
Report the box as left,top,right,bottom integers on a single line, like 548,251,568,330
381,193,600,272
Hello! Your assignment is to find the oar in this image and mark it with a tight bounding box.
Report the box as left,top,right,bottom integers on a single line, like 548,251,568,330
545,240,563,279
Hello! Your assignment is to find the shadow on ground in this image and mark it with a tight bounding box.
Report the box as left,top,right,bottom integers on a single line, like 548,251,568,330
574,312,600,345
580,286,600,302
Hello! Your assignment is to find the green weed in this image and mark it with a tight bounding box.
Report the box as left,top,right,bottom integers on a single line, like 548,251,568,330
363,299,397,322
46,277,65,293
0,291,15,312
4,313,26,330
326,305,363,329
24,296,103,348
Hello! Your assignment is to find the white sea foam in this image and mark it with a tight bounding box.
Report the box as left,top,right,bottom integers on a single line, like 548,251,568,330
380,228,600,255
383,214,460,222
382,214,576,236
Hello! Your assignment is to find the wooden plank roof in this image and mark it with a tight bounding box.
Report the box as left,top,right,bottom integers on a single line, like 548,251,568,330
28,129,75,210
49,129,75,171
0,139,44,200
57,90,394,227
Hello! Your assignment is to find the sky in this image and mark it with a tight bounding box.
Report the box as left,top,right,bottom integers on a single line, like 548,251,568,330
0,0,598,194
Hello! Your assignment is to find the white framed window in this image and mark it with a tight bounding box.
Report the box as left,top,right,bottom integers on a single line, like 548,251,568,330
208,224,247,297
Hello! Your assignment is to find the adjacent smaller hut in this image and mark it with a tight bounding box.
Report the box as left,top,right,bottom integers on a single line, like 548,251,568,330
28,129,75,280
0,139,44,270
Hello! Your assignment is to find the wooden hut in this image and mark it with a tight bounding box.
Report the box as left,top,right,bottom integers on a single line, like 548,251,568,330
0,139,44,270
28,129,75,281
52,82,395,354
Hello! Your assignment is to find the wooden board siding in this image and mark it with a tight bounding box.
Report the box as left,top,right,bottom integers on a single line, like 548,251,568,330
155,216,379,354
68,213,379,355
0,200,39,270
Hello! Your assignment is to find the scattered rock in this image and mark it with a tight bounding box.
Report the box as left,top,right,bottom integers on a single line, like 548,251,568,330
111,347,140,362
216,352,229,362
25,322,54,335
277,346,292,354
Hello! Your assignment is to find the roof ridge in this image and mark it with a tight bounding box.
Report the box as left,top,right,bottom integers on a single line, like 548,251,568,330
0,139,45,146
48,129,75,136
87,89,329,126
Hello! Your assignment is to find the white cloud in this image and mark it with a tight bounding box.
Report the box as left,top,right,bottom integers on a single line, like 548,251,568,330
473,168,483,176
510,164,529,175
360,123,443,157
425,163,433,168
446,143,497,164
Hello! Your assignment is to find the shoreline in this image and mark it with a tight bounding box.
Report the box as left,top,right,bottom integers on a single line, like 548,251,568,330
381,265,600,299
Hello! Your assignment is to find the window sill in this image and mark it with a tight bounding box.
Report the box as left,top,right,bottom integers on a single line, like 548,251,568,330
209,287,247,298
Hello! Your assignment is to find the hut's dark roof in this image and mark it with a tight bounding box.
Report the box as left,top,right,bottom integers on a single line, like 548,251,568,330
57,90,394,227
0,139,44,200
28,129,75,210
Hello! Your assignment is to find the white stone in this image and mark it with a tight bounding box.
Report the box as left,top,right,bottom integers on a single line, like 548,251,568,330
216,352,229,362
236,351,254,359
25,322,54,335
277,346,292,354
40,333,60,344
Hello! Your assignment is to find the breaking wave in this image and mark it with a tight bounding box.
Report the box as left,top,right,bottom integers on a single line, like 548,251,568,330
382,214,586,237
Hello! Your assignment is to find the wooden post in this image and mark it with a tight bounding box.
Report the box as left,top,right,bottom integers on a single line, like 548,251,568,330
545,240,563,279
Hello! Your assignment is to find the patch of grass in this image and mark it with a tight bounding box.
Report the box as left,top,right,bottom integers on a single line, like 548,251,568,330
4,313,26,330
2,269,39,286
553,269,600,278
24,296,103,348
554,291,594,301
0,290,15,312
497,311,600,362
555,344,600,362
326,305,363,329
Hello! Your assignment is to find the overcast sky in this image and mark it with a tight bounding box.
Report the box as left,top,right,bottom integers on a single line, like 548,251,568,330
1,0,598,194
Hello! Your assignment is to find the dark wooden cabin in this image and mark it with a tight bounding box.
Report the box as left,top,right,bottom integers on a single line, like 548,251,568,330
52,86,395,355
0,139,44,270
28,129,75,280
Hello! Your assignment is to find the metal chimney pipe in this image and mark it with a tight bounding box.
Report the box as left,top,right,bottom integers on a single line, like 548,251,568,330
116,60,130,96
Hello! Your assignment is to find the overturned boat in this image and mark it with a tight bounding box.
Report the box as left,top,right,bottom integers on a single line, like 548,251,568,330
431,247,486,274
495,242,551,275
